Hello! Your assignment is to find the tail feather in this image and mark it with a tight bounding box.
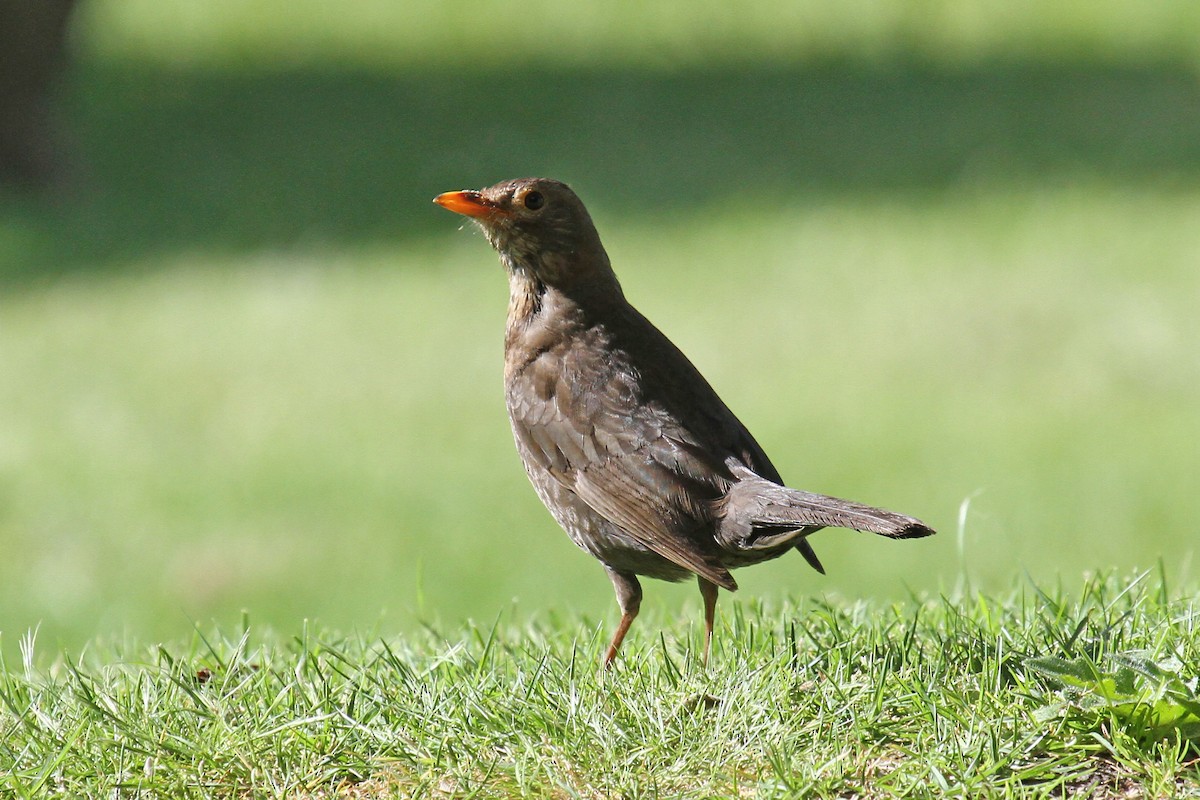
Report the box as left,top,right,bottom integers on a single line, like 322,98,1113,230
756,488,935,540
716,466,935,558
795,538,826,574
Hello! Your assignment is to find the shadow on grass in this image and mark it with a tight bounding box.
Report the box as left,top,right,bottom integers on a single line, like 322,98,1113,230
3,54,1199,282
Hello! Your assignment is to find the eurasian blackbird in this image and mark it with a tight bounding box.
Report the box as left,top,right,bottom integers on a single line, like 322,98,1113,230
435,178,934,668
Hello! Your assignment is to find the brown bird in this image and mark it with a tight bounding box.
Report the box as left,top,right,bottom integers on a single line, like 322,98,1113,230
434,178,934,668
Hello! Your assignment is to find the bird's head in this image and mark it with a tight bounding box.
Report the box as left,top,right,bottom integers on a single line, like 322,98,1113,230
435,178,617,297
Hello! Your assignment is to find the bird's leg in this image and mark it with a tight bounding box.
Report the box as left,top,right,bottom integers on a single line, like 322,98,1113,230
602,568,642,669
698,576,720,667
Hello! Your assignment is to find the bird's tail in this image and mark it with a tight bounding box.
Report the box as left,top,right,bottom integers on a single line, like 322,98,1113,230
717,468,935,558
752,487,935,541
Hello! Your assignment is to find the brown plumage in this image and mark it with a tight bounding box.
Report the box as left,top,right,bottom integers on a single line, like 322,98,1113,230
434,178,934,668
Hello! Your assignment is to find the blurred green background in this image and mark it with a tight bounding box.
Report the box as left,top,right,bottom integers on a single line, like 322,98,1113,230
1,1,1198,657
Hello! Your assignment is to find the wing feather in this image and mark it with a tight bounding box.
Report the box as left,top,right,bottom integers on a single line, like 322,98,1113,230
507,334,737,589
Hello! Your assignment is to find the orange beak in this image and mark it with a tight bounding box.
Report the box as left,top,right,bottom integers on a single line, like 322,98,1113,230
433,190,503,219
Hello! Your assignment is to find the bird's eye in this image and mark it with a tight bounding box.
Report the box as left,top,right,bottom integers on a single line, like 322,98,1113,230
523,191,545,210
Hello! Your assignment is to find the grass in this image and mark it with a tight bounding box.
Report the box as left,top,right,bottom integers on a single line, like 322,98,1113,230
74,0,1200,68
2,572,1198,797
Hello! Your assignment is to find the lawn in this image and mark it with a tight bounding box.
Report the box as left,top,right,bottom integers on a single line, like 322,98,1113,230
1,1,1199,793
3,573,1198,797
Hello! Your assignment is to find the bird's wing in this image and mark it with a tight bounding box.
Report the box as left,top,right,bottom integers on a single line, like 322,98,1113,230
612,306,829,576
507,344,737,590
571,438,737,590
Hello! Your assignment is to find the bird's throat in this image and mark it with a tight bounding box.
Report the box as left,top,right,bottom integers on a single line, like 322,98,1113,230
505,267,545,333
